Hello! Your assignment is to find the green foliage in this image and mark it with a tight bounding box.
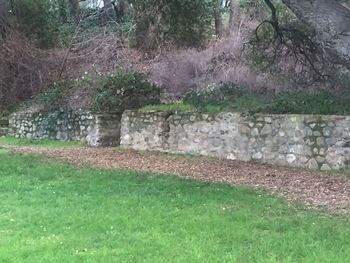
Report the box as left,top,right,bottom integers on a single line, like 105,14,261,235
0,154,350,261
234,94,271,113
183,83,257,113
57,0,68,22
0,136,82,148
14,0,60,48
265,91,350,115
130,0,214,49
32,70,160,112
34,81,69,109
182,83,350,115
142,103,196,112
168,0,214,47
93,69,161,112
118,15,136,39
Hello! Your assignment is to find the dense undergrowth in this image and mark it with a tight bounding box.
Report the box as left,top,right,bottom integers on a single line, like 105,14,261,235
31,72,350,115
3,1,350,116
145,84,350,115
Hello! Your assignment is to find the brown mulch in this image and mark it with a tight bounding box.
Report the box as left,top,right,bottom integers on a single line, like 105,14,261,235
4,145,350,214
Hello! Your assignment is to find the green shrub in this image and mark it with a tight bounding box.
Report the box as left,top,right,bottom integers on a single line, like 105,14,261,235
168,0,213,47
93,70,161,112
183,83,245,112
130,0,213,49
34,81,69,109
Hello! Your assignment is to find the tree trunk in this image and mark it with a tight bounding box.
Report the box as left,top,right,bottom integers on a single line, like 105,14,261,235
0,1,9,40
115,0,129,22
281,0,350,70
103,0,117,21
229,0,240,31
214,0,223,38
67,0,80,24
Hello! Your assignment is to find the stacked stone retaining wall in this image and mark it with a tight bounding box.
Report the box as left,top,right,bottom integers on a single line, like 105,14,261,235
8,110,121,146
5,109,350,170
121,111,350,170
0,116,9,136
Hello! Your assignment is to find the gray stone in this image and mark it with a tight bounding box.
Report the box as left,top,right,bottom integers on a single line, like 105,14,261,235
319,148,326,156
248,122,255,128
251,128,259,137
289,144,304,155
211,138,222,148
322,127,332,137
307,159,318,170
303,127,313,137
201,114,209,120
226,153,236,160
264,117,272,123
325,137,336,146
313,131,321,136
239,125,250,134
316,156,325,163
200,126,210,134
252,152,263,160
316,137,325,146
320,164,331,171
286,154,297,164
189,115,196,122
261,124,272,136
278,131,286,137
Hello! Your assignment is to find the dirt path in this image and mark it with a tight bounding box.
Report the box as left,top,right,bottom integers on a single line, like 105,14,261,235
4,145,350,214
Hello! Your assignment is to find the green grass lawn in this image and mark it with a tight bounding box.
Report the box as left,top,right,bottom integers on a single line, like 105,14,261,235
142,103,197,112
0,136,83,148
0,153,349,262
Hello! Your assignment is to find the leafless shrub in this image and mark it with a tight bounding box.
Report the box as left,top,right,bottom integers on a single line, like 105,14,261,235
0,33,59,109
150,13,277,97
0,3,61,110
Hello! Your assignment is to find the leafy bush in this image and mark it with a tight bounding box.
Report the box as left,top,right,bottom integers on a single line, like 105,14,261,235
31,70,160,112
93,70,161,112
167,0,213,47
34,81,70,110
130,0,213,50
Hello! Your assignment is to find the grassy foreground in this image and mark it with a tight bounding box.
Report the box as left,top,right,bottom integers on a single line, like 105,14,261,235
0,136,82,148
0,153,349,262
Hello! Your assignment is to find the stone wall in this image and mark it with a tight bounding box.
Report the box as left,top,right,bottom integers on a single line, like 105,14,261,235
121,110,350,170
8,110,121,146
0,116,9,136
